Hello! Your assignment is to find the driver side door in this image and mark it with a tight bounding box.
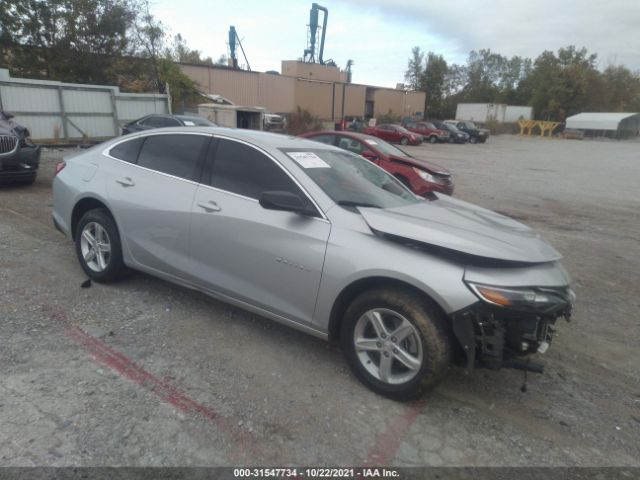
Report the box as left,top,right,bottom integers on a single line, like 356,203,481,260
189,137,331,328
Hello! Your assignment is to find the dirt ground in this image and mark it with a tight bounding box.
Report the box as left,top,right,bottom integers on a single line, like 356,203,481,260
1,135,639,467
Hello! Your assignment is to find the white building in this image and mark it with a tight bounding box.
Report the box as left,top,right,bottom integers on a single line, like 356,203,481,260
455,103,533,123
565,112,640,138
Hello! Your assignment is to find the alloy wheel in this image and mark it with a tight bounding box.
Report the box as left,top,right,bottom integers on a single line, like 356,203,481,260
353,308,423,385
80,222,112,272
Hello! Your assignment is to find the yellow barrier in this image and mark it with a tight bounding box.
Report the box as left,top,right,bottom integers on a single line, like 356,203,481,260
517,120,562,137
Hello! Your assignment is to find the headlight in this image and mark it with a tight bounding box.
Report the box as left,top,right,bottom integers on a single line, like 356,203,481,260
466,282,571,312
412,167,436,183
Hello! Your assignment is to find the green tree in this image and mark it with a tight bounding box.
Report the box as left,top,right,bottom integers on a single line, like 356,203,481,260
423,52,448,119
404,46,425,90
0,0,135,83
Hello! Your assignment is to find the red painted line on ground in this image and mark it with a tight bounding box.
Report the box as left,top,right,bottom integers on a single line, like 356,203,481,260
50,310,258,461
363,399,428,466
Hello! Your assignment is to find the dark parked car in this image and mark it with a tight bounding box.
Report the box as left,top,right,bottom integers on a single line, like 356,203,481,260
0,111,41,185
444,120,490,144
403,121,450,144
362,124,422,145
122,114,216,135
302,131,454,196
433,121,469,144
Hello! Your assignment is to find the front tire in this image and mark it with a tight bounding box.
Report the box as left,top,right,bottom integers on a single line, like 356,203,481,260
400,136,409,145
469,136,478,144
75,209,127,283
341,288,451,400
429,136,438,144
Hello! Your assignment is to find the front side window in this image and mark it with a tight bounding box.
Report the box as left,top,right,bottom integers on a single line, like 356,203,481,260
109,137,144,163
281,148,419,210
208,139,310,203
308,134,337,146
137,134,209,180
337,137,366,155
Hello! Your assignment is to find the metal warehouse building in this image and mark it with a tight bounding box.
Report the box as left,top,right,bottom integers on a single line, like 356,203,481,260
180,61,425,122
565,112,640,139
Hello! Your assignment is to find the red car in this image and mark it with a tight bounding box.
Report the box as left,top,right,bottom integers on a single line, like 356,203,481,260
403,121,450,144
301,131,454,196
362,123,422,145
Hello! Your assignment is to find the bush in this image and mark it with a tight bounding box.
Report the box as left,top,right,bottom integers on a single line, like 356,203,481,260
286,106,324,135
377,110,402,125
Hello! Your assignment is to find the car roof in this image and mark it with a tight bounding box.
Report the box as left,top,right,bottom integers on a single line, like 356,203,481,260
117,126,339,150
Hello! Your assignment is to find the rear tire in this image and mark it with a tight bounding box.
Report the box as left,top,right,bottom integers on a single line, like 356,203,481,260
75,209,127,283
341,288,451,400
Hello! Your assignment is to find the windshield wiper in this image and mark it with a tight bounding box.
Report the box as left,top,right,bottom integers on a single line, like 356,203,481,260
337,200,382,209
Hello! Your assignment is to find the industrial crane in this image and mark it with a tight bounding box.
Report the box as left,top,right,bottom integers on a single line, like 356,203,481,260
228,26,251,71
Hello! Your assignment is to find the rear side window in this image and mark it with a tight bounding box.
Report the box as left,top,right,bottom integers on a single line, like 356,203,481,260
137,134,209,180
207,139,304,200
109,137,144,163
141,116,163,127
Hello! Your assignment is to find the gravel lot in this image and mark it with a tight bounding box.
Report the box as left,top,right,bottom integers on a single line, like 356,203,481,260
1,135,639,466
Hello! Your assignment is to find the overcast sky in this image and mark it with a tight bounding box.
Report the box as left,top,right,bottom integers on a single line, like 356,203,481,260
153,0,640,88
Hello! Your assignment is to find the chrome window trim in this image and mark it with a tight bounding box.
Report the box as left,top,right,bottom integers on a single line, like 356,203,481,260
103,131,212,186
102,131,330,222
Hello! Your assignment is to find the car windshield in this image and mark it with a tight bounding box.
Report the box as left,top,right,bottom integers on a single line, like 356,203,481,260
360,136,410,158
445,124,461,133
464,122,477,129
280,148,420,209
424,122,436,129
395,126,410,133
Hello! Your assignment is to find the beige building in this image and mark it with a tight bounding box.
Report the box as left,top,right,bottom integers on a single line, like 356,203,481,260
179,61,426,122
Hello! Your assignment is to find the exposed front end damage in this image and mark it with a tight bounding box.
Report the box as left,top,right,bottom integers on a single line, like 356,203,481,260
451,285,574,372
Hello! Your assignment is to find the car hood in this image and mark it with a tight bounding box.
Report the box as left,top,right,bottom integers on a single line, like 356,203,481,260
389,155,450,176
359,195,561,263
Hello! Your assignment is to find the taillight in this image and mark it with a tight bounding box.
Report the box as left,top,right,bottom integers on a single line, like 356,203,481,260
54,161,66,176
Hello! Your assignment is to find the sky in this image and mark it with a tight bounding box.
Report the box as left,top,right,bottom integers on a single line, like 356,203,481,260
153,0,640,88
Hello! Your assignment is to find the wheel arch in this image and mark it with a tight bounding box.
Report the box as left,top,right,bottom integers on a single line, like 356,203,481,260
70,196,114,240
327,276,450,343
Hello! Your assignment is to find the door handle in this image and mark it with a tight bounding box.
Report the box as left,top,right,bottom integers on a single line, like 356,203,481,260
197,200,221,213
115,177,135,187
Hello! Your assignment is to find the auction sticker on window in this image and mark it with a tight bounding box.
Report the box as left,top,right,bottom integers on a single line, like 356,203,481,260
287,151,331,169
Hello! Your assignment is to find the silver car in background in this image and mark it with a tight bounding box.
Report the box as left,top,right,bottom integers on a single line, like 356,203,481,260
52,127,574,399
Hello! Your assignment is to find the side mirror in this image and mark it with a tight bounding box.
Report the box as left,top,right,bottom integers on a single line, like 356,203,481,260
259,191,316,216
361,150,378,161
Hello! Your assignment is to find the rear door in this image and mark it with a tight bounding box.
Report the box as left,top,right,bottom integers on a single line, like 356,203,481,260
377,125,392,141
189,137,331,327
105,132,210,278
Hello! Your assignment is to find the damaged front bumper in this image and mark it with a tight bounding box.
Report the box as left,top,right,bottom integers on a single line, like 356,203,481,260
450,285,574,372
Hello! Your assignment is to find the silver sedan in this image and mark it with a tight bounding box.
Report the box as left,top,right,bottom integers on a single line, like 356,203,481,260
52,127,573,399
